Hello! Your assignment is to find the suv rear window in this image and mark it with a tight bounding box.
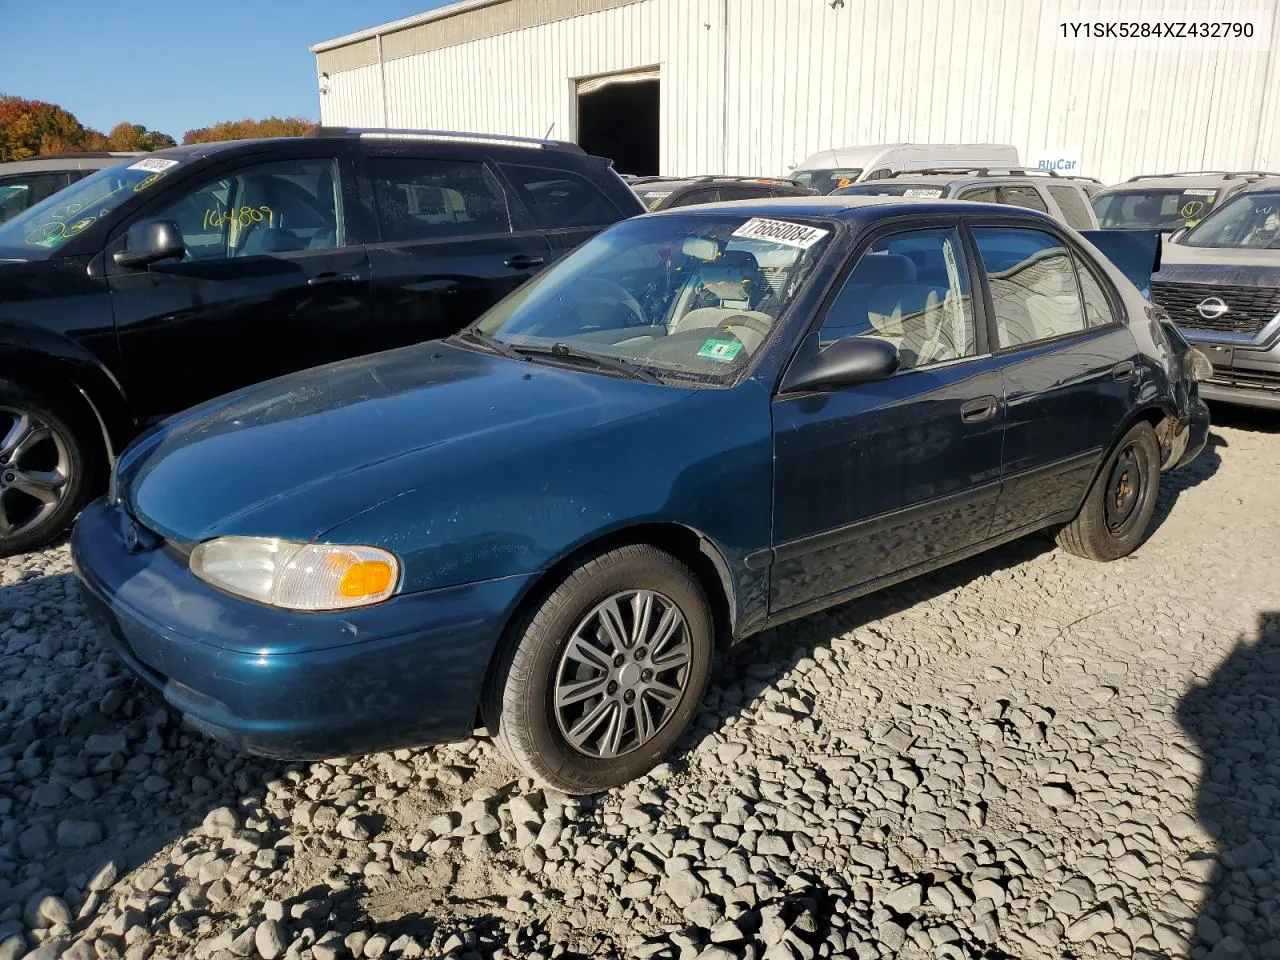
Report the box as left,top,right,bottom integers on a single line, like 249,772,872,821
501,164,620,229
1047,184,1095,229
1001,185,1050,213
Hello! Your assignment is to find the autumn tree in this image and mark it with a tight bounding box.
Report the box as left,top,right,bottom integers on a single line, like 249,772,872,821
106,122,177,152
182,117,317,145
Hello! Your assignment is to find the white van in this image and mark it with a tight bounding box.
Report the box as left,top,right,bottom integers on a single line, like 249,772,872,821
790,143,1020,194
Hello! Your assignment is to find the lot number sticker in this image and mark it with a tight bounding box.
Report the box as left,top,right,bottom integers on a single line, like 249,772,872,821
904,188,944,198
127,158,179,173
731,217,829,249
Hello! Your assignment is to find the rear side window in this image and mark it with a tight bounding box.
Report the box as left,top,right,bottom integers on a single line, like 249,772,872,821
370,157,511,242
1047,185,1095,229
0,173,70,224
1075,255,1116,327
973,227,1086,348
999,185,1051,213
959,187,999,204
668,188,720,208
501,164,620,229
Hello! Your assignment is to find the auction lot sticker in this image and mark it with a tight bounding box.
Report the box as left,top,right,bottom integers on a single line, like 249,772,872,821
732,217,829,249
127,158,180,173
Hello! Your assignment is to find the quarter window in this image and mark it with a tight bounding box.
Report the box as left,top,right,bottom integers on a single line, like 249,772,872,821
370,157,511,242
1047,184,1095,230
500,164,620,228
819,227,976,369
1075,255,1116,328
149,158,343,260
973,228,1086,348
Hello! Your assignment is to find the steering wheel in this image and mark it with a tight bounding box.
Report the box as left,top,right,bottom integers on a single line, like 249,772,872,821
572,278,647,328
720,313,773,338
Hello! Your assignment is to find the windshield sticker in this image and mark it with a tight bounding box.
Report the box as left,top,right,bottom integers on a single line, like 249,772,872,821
904,188,944,198
1179,200,1207,219
127,157,179,173
697,338,744,363
731,217,829,250
1183,189,1217,197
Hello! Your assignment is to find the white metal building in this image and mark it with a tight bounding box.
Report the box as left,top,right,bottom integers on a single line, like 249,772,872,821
311,0,1280,183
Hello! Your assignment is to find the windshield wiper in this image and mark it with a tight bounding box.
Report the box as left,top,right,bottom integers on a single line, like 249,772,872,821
450,328,523,360
511,342,663,384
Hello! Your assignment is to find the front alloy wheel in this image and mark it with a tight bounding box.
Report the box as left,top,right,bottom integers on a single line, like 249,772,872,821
485,544,713,794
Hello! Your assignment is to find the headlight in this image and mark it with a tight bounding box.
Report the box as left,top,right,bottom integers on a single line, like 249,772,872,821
189,537,399,610
1185,347,1213,382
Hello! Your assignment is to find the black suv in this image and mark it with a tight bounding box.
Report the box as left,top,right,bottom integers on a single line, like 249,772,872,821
0,128,643,554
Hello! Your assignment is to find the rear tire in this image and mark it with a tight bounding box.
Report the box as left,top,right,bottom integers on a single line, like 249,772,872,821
483,544,713,794
0,380,94,557
1057,421,1161,562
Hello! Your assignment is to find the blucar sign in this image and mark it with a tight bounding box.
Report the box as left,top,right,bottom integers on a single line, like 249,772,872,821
1034,148,1082,173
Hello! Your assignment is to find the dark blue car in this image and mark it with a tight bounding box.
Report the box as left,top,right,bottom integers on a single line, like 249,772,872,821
72,197,1209,793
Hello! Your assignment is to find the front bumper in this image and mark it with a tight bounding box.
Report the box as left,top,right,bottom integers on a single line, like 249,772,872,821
1183,329,1280,411
71,498,532,759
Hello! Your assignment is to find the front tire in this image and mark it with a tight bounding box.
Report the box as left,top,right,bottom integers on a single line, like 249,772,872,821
0,381,93,557
1057,420,1161,562
484,544,713,794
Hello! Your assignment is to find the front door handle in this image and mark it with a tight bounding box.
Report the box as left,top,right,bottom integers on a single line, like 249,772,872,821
1112,360,1136,381
307,272,365,287
960,396,998,423
504,254,545,270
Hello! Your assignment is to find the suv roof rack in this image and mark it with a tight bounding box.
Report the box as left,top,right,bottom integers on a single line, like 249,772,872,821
629,174,807,188
305,126,584,152
1062,175,1103,184
1122,170,1280,182
889,166,1061,179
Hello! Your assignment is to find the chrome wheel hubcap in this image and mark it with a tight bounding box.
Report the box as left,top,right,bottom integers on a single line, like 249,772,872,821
553,589,692,759
0,407,70,540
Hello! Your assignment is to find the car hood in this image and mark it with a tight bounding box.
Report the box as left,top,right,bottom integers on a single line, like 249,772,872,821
1159,240,1280,283
121,342,694,544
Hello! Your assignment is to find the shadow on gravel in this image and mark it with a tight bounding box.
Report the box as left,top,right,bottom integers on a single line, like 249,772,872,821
1179,611,1280,956
1147,430,1224,535
1207,404,1280,435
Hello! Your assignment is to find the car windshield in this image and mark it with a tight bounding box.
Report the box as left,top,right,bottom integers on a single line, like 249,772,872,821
0,158,178,256
636,184,682,210
833,183,946,198
1180,191,1280,249
1091,187,1221,230
474,213,834,383
791,168,863,193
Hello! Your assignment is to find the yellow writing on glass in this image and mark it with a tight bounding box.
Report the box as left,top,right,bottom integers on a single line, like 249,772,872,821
202,205,273,230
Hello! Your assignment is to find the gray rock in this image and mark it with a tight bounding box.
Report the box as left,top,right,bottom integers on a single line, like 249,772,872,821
1222,838,1272,869
201,807,240,838
664,871,707,909
31,783,67,808
1066,908,1115,942
1038,784,1075,808
56,820,103,849
254,921,287,960
883,883,924,913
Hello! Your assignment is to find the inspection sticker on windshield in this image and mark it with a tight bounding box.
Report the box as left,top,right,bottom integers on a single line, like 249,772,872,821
127,158,179,173
731,217,829,249
697,338,744,363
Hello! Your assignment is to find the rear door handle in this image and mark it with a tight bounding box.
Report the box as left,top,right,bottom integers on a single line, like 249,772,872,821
1112,360,1136,381
307,272,364,287
960,396,998,423
504,254,545,269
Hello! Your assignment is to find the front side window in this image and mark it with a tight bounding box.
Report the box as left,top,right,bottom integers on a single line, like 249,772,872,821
1180,191,1280,249
973,228,1086,348
1047,184,1095,229
370,157,510,242
149,158,342,260
500,164,619,229
475,213,833,383
1000,185,1050,213
0,159,177,257
1092,188,1221,230
818,228,976,369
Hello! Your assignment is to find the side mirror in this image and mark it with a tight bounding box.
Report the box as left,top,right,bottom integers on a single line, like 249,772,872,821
114,220,185,268
1169,225,1189,244
782,336,900,393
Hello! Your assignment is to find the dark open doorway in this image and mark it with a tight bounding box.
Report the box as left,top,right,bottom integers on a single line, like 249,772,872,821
576,72,659,176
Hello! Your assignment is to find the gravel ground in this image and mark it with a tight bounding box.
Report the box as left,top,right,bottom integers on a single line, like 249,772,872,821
1,412,1278,960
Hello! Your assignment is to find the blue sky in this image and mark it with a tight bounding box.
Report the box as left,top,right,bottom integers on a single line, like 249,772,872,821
0,0,452,140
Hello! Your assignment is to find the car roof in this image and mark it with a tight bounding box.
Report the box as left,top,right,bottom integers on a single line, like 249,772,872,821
1096,172,1278,194
643,194,1057,223
631,176,807,191
0,152,141,173
1233,176,1280,193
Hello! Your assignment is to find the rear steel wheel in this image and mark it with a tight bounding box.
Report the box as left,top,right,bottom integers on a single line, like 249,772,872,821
1057,420,1161,562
